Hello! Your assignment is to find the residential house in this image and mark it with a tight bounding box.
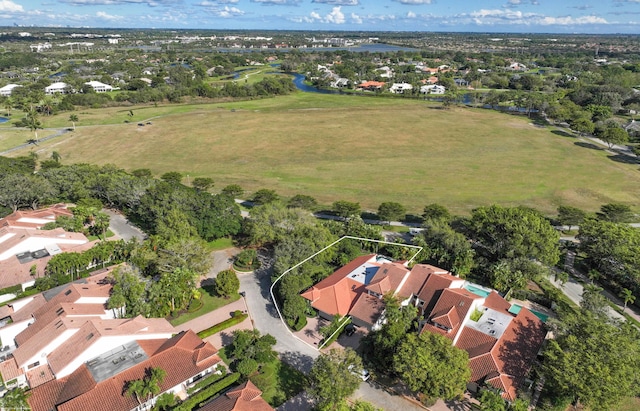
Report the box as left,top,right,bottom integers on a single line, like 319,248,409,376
199,380,274,411
84,81,113,93
376,66,394,78
389,83,413,94
27,330,222,411
358,81,385,91
420,84,445,95
0,84,21,96
45,82,72,95
301,255,547,399
0,205,92,290
508,62,527,71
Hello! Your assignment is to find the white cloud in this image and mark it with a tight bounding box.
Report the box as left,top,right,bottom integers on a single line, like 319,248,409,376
467,8,607,26
251,0,300,5
393,0,432,4
198,0,239,5
215,5,244,17
61,0,174,6
96,11,122,20
0,0,22,12
406,11,416,18
312,0,358,5
350,12,362,24
326,6,345,23
539,15,607,25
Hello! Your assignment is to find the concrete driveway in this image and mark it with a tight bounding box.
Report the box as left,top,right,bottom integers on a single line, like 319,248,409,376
105,209,146,241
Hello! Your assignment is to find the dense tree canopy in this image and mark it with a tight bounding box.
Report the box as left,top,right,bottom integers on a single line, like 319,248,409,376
463,205,560,266
308,348,363,411
542,313,640,410
393,332,470,401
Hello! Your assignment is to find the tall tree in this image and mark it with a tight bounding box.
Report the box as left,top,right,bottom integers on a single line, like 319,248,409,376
597,203,634,223
332,200,361,219
308,348,363,411
619,288,636,313
69,114,78,130
601,126,629,149
464,205,560,266
377,201,406,224
556,205,587,231
393,332,470,401
542,313,640,410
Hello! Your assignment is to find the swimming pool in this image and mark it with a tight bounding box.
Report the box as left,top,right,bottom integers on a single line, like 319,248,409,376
509,304,549,322
464,284,491,298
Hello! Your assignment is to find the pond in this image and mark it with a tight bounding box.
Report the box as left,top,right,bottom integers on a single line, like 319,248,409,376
0,117,9,123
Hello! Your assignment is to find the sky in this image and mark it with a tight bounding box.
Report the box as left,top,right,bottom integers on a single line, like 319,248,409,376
1,0,639,33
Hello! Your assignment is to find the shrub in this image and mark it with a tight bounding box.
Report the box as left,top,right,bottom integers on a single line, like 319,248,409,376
174,373,240,411
236,358,259,377
187,366,227,395
197,312,248,339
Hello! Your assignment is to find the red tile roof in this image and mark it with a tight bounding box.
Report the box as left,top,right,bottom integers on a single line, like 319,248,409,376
199,380,274,411
28,330,222,411
348,293,385,326
300,254,376,317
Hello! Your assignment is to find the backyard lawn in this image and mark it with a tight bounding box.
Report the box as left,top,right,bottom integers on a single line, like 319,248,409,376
169,287,240,326
10,92,640,215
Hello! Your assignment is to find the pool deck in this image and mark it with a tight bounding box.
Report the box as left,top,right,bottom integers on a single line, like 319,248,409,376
509,299,554,321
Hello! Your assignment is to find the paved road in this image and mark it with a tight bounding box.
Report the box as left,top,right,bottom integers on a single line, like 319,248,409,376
105,209,146,241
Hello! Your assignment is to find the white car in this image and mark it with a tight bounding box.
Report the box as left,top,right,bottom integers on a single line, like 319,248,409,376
348,365,370,382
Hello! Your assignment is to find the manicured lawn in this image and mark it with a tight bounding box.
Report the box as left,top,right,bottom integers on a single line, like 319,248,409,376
86,229,115,242
250,359,307,407
10,92,640,215
0,127,58,152
169,288,240,326
205,237,235,251
612,396,640,411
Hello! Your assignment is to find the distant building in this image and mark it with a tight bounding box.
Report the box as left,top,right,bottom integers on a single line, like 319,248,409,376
84,81,113,93
45,82,72,95
0,84,21,96
420,84,445,94
389,82,413,94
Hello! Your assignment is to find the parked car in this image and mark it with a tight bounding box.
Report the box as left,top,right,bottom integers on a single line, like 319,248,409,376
348,365,370,382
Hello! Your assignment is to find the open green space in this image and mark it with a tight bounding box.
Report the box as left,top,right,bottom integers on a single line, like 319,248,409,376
12,92,640,215
250,359,307,407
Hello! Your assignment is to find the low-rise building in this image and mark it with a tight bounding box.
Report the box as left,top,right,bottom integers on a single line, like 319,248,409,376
0,84,21,96
84,81,113,93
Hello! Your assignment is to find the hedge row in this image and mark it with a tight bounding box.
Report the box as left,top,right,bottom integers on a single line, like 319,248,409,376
174,372,240,411
186,365,227,395
197,312,248,339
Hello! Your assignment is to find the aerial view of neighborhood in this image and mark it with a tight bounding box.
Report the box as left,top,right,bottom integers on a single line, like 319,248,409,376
0,1,638,411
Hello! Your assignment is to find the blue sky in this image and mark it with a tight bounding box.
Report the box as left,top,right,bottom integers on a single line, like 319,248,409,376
2,0,639,33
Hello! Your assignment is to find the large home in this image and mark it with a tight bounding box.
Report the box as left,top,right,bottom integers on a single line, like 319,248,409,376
0,281,223,411
0,205,92,291
0,84,21,96
199,380,274,411
301,255,547,400
389,83,413,94
84,81,113,93
358,81,385,91
45,82,72,95
420,84,445,95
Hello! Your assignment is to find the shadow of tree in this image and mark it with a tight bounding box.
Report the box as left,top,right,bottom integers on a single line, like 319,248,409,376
280,350,315,374
574,141,603,150
497,312,546,394
551,130,575,138
608,154,640,165
219,331,235,346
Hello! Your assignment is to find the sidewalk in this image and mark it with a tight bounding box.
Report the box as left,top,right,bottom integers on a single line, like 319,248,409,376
173,297,253,348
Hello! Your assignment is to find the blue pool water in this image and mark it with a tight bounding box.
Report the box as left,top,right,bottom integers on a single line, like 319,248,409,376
509,304,549,322
0,117,8,123
464,284,491,298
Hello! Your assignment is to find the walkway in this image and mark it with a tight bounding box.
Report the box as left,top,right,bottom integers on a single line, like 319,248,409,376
173,297,253,348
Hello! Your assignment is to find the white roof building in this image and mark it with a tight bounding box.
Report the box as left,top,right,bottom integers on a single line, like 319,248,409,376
0,84,21,96
389,82,413,94
84,81,113,93
420,84,446,95
45,82,71,95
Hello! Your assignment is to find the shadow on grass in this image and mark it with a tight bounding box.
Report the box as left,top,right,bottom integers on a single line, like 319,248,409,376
608,153,640,165
574,141,603,151
551,130,575,138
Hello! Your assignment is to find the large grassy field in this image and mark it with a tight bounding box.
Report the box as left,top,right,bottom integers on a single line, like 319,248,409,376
9,92,640,215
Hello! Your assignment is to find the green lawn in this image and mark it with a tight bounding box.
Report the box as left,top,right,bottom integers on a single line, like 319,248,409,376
205,237,235,251
250,359,307,407
169,288,240,326
10,92,640,216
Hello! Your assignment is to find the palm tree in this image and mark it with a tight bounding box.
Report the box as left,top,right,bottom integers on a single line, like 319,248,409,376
127,367,166,407
619,288,636,313
0,386,31,410
69,114,78,130
24,105,42,141
126,378,146,405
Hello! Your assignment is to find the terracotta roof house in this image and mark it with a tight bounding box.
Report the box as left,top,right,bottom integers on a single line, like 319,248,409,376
302,255,546,400
420,286,547,400
358,81,385,91
28,330,223,411
0,205,94,291
198,380,274,411
0,282,176,394
301,255,461,330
